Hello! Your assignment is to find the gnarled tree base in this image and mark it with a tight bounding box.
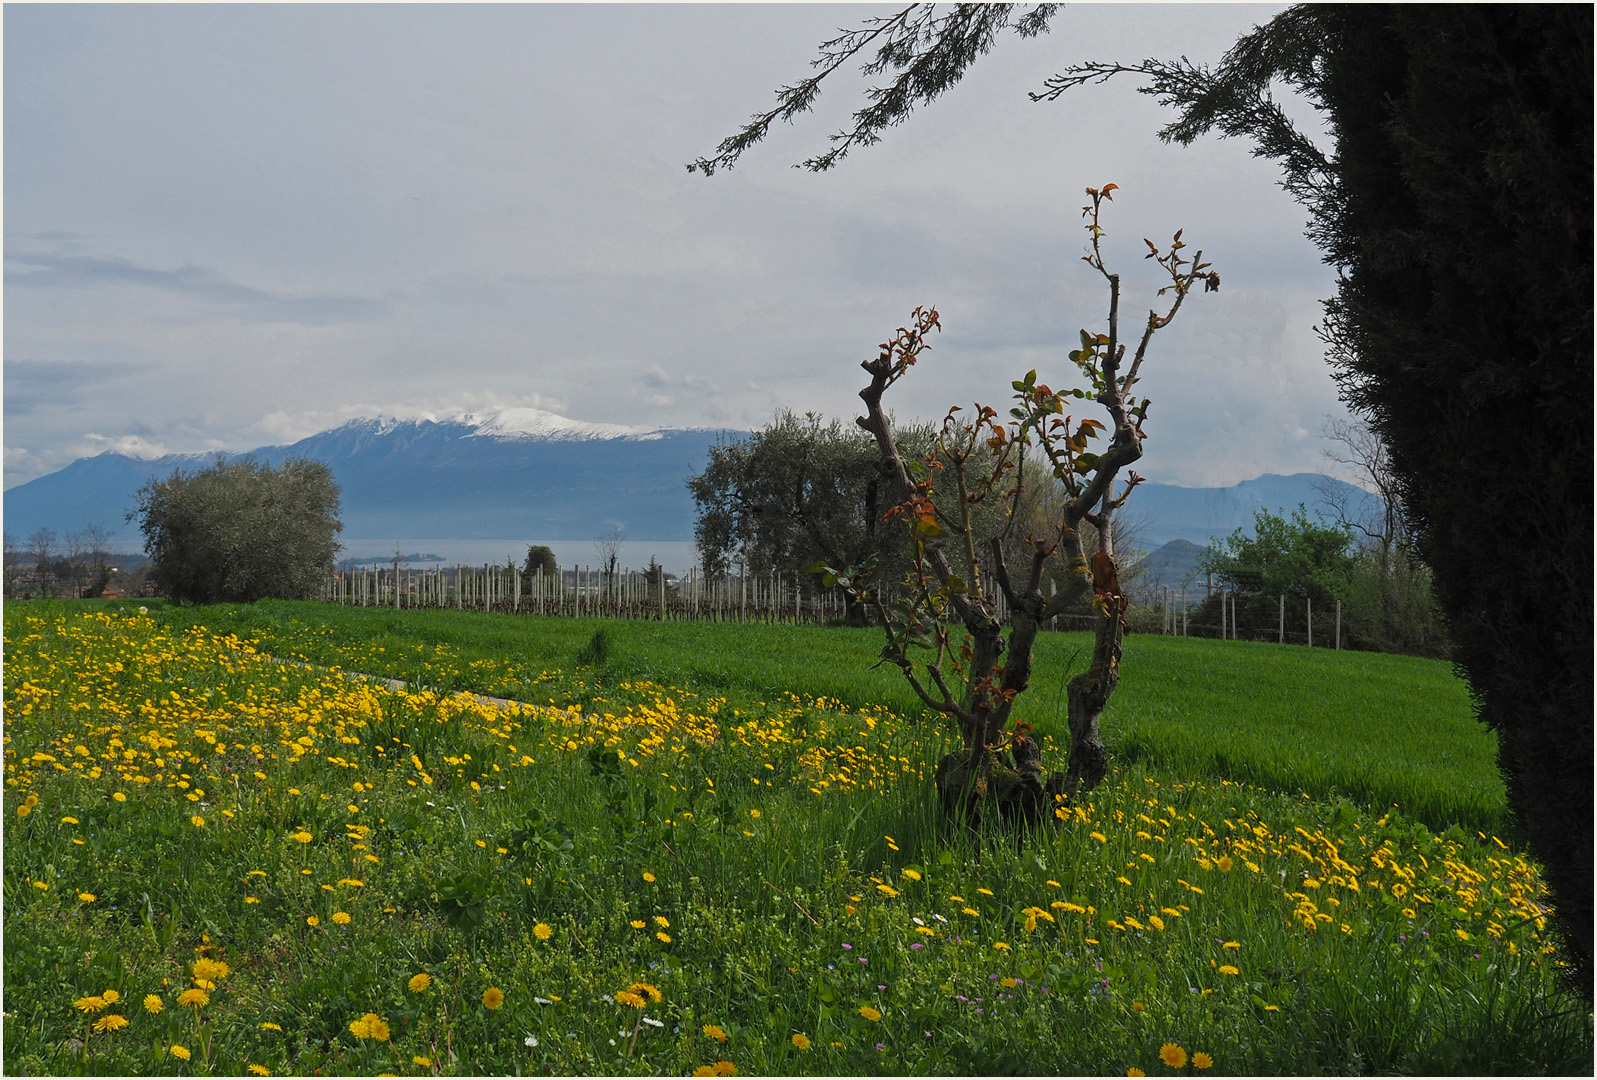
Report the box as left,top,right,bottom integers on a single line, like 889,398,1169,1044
934,746,1066,831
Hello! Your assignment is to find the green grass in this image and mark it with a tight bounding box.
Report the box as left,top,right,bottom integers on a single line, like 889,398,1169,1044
151,599,1506,835
3,601,1582,1077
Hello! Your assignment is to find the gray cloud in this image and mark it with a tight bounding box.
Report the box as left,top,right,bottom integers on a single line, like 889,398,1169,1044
5,248,391,325
3,4,1353,491
3,357,137,416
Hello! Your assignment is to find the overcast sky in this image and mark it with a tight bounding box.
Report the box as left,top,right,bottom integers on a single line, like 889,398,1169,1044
4,2,1355,491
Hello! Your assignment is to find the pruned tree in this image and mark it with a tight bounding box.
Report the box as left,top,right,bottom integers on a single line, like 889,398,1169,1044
815,187,1217,825
3,531,23,598
26,527,58,597
594,531,623,587
80,522,114,598
1315,418,1447,658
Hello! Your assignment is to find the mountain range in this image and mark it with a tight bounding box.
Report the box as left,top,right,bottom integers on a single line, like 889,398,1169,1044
3,410,1380,555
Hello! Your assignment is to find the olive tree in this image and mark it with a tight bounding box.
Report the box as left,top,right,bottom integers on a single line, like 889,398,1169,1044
131,456,342,604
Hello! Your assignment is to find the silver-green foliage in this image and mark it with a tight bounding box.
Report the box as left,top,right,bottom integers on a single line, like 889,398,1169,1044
131,456,342,604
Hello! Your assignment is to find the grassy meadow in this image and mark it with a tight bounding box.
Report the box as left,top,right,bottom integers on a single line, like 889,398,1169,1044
3,600,1588,1076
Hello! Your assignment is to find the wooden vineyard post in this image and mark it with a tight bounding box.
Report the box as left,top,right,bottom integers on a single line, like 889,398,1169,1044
1307,595,1313,648
1335,599,1341,650
1279,594,1285,644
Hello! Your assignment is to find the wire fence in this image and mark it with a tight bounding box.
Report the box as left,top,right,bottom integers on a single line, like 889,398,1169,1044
325,566,1343,646
1148,586,1345,648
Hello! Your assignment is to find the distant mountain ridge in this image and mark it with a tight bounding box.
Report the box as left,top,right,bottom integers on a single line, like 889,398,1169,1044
4,412,732,543
4,411,1380,552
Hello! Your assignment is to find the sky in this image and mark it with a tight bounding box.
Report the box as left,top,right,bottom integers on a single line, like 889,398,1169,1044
4,2,1355,492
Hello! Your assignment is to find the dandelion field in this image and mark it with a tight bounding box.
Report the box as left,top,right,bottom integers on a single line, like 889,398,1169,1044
4,603,1590,1075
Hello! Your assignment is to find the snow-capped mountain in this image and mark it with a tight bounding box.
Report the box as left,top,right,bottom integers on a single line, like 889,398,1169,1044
5,409,1382,553
3,412,733,543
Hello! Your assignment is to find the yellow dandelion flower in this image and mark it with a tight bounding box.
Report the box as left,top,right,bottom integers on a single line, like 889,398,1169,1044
144,994,163,1014
93,1014,129,1032
962,907,980,917
1215,856,1233,872
631,920,647,929
245,897,259,904
348,1017,370,1039
534,922,553,941
1128,1069,1146,1077
365,1014,391,1040
305,915,319,927
858,1005,882,1021
331,911,351,925
192,958,230,981
291,831,312,844
1219,964,1239,976
1131,1001,1145,1013
409,973,432,993
169,1044,191,1060
901,868,922,881
261,1022,283,1031
993,942,1011,950
61,816,79,824
791,1033,811,1050
102,989,121,1004
655,916,670,928
112,792,127,802
1222,941,1240,950
1192,1051,1214,1069
1148,915,1165,931
177,988,209,1009
1091,831,1107,843
643,872,656,882
703,1023,728,1042
1402,908,1417,919
249,1066,270,1075
483,987,505,1009
876,884,900,897
630,982,663,1002
412,1057,431,1067
712,1060,737,1075
1159,1042,1187,1068
615,990,646,1009
1000,977,1018,988
657,931,672,943
191,815,205,828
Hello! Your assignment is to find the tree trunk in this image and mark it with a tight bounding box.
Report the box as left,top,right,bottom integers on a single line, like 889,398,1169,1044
1063,606,1120,799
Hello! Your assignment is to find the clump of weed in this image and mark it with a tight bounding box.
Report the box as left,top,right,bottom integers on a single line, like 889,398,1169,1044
576,628,612,667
